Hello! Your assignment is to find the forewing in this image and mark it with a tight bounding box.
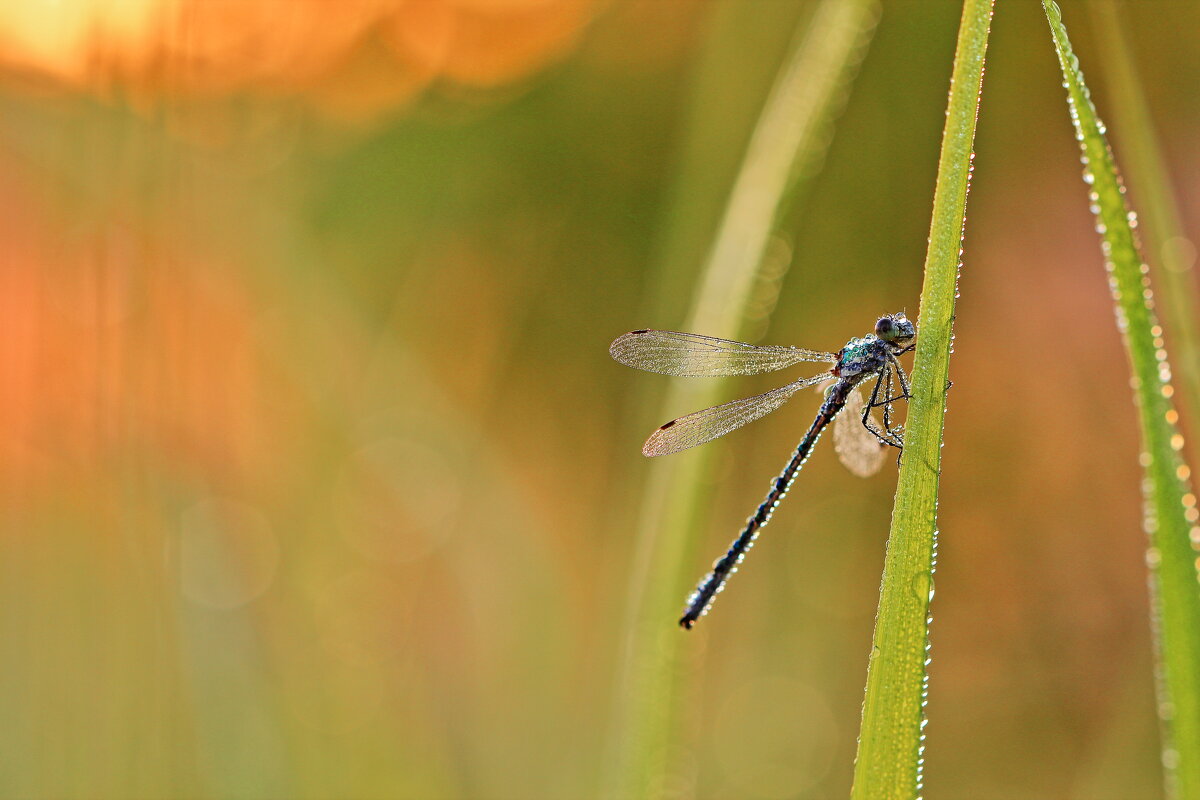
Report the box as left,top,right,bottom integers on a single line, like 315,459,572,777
833,386,888,477
611,330,835,377
643,374,828,457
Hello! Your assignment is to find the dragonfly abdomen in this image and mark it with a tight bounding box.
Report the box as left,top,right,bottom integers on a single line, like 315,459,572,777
679,380,855,628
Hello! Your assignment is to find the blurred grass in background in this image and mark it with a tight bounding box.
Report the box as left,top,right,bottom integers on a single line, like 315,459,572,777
0,1,1196,798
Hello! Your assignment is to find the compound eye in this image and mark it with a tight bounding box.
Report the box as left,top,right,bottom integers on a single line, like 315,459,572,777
875,316,898,340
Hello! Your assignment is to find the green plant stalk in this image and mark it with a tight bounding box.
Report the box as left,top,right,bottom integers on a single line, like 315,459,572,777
604,1,880,797
1088,0,1200,449
850,1,993,798
1042,2,1200,797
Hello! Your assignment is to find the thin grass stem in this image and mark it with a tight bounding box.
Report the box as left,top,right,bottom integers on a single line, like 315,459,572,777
850,1,994,797
1042,2,1200,796
1087,0,1200,450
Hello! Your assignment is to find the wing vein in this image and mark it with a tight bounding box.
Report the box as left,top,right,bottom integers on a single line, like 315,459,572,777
610,330,836,377
643,373,829,456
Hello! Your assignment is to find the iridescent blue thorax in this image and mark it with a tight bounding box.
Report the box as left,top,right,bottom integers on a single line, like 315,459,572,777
830,312,916,383
831,335,890,382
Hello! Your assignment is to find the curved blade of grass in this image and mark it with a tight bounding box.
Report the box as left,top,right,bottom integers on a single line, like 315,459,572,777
604,1,880,796
1088,0,1200,447
1042,2,1200,797
850,1,993,797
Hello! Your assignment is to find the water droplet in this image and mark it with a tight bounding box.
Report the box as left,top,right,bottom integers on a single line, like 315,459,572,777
911,570,935,603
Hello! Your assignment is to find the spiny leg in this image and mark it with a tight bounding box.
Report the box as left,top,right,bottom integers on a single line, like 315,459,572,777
888,352,912,401
881,363,905,446
886,366,906,466
868,357,910,409
877,360,914,466
861,368,902,449
873,354,912,442
882,364,897,439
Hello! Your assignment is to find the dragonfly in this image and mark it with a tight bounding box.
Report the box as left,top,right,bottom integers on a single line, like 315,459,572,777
610,313,916,629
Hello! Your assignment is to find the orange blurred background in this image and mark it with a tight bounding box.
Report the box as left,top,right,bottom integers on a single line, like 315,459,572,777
0,1,1196,798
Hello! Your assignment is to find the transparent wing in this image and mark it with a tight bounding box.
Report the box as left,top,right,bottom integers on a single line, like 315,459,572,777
611,330,836,377
833,385,888,478
643,374,829,457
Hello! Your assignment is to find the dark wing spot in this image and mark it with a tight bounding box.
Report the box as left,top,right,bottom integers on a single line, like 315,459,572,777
659,420,677,429
630,329,650,334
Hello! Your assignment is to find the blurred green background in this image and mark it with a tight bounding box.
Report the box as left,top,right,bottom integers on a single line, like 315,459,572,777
0,1,1196,798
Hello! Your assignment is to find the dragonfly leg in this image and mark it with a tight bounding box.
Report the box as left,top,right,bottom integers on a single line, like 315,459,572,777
863,363,909,449
878,366,893,426
861,368,903,449
869,356,909,408
881,365,906,448
887,353,912,400
879,367,906,467
882,366,898,437
884,366,907,448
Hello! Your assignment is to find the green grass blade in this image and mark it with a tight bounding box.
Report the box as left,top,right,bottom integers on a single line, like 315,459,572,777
1088,0,1200,446
850,1,993,798
1042,2,1200,797
603,1,880,796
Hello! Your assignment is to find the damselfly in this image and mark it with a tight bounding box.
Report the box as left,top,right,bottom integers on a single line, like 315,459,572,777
610,313,916,629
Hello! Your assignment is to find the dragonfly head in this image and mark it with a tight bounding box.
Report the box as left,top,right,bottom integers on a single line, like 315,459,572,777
875,313,915,349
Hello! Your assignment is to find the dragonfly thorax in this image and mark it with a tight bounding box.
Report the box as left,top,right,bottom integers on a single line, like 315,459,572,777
832,336,890,380
832,313,915,380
